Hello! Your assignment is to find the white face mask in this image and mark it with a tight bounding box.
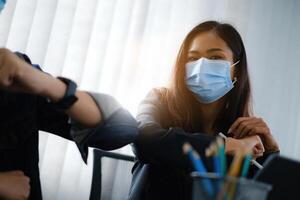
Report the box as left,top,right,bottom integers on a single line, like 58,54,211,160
185,57,239,103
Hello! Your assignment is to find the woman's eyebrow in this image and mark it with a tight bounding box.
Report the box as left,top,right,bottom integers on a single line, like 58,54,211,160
188,48,225,54
206,48,224,53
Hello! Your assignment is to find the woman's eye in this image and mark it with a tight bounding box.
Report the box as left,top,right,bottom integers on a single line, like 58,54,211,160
188,57,198,61
209,56,223,60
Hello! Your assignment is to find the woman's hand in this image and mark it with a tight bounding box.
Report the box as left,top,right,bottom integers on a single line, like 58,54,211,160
225,135,265,159
228,117,279,153
0,171,30,200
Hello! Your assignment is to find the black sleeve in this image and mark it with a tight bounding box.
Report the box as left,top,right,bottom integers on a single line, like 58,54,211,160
133,88,215,170
37,96,72,140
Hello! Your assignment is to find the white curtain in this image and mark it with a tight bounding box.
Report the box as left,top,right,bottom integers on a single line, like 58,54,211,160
0,0,299,199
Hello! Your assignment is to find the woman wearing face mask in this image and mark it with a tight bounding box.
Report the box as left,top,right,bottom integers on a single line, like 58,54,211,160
129,21,279,200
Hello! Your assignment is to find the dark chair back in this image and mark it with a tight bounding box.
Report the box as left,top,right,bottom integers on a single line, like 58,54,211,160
90,148,135,200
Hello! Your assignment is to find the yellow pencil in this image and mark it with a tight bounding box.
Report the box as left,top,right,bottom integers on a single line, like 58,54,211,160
227,149,244,199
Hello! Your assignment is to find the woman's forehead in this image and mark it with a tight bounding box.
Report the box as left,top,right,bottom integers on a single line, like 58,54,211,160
188,32,232,54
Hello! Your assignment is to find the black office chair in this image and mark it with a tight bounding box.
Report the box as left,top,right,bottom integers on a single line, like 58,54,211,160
89,148,135,200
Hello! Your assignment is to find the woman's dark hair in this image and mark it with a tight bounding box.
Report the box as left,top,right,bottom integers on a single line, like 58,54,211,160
163,20,252,133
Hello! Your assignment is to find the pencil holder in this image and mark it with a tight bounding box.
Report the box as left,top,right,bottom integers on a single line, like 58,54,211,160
191,172,272,200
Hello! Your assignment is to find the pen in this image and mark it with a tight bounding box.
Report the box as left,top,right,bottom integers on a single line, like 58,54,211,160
207,141,224,194
227,149,243,200
241,154,252,177
206,142,221,175
216,137,227,176
228,150,243,177
183,142,214,197
218,132,263,169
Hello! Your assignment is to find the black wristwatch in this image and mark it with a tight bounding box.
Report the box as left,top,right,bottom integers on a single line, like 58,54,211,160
51,77,78,110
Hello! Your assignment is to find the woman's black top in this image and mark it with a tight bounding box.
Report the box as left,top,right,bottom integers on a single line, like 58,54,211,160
129,88,276,200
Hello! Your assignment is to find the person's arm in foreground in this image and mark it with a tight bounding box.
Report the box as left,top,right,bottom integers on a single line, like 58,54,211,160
0,171,30,200
0,48,100,127
0,48,138,162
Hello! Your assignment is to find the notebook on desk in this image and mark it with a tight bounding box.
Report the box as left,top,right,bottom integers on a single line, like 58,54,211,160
254,155,300,200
